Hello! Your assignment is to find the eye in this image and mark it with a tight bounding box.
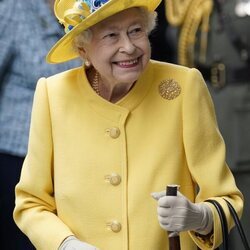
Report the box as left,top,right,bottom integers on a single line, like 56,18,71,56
130,27,142,34
128,26,145,38
103,32,118,39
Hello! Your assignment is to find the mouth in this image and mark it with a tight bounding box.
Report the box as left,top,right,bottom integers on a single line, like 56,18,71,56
114,57,140,68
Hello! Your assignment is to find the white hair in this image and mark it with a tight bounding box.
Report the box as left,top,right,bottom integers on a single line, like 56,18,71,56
72,7,158,58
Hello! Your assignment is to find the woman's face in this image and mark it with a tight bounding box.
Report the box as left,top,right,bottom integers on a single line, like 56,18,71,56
82,8,151,87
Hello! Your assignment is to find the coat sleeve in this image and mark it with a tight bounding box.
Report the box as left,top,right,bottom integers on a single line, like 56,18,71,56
182,68,244,249
13,78,73,250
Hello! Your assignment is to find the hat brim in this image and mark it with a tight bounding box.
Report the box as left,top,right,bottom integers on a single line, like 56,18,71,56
46,0,161,64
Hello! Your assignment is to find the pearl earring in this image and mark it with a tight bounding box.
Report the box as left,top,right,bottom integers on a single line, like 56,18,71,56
85,59,91,67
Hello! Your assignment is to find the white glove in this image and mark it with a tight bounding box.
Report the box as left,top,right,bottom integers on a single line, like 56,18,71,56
59,236,100,250
151,191,213,235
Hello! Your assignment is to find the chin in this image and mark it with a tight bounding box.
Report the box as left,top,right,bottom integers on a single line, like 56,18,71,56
124,70,143,82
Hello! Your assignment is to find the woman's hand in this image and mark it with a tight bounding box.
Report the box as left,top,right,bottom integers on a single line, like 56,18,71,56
59,236,100,250
151,191,213,235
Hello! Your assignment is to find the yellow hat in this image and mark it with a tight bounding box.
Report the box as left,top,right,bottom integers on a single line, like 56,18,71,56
46,0,162,64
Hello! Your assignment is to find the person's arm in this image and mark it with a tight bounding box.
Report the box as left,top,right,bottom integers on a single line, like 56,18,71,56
183,68,243,249
152,68,243,249
13,78,74,249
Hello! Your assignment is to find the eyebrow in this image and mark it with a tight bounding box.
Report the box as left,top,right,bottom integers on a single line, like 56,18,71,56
100,17,144,31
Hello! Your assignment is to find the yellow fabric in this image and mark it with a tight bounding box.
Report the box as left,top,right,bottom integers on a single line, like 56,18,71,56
165,0,213,67
47,0,162,64
14,60,243,250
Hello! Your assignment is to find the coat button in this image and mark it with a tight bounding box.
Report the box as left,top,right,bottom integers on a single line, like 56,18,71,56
107,221,122,233
106,127,120,139
105,173,121,186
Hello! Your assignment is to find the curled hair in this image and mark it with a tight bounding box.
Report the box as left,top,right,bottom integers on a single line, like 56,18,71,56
138,7,158,34
72,7,158,58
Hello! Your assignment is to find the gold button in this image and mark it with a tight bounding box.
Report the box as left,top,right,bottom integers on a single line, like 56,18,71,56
107,221,122,233
105,173,121,186
110,174,121,186
106,127,120,139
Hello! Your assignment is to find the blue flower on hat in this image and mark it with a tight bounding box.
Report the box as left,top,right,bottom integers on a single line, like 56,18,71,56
92,0,109,12
78,0,109,13
93,0,109,7
63,0,110,33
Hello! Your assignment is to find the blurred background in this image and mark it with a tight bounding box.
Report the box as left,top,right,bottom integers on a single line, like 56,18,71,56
0,0,249,249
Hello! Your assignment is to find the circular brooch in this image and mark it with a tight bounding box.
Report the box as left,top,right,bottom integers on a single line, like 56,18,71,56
159,79,181,100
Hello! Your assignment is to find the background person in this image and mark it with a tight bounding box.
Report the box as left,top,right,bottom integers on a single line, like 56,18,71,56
0,0,80,249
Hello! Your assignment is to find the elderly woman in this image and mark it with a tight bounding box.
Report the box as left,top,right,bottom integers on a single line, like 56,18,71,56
14,0,243,250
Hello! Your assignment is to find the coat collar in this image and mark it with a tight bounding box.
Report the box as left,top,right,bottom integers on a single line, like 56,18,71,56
77,60,154,123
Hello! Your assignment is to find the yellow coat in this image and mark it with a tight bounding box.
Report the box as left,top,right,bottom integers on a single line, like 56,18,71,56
14,60,243,250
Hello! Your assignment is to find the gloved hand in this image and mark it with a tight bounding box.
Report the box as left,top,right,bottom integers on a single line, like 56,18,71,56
59,236,100,250
151,190,213,235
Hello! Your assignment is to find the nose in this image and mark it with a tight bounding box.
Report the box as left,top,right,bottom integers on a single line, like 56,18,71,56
118,34,136,54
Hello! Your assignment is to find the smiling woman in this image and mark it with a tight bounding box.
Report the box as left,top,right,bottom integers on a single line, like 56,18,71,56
13,1,244,250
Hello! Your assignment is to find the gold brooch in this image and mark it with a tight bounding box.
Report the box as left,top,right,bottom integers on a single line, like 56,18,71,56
159,79,181,100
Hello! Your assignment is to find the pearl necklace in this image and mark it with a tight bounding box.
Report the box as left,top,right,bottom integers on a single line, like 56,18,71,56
92,70,100,95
